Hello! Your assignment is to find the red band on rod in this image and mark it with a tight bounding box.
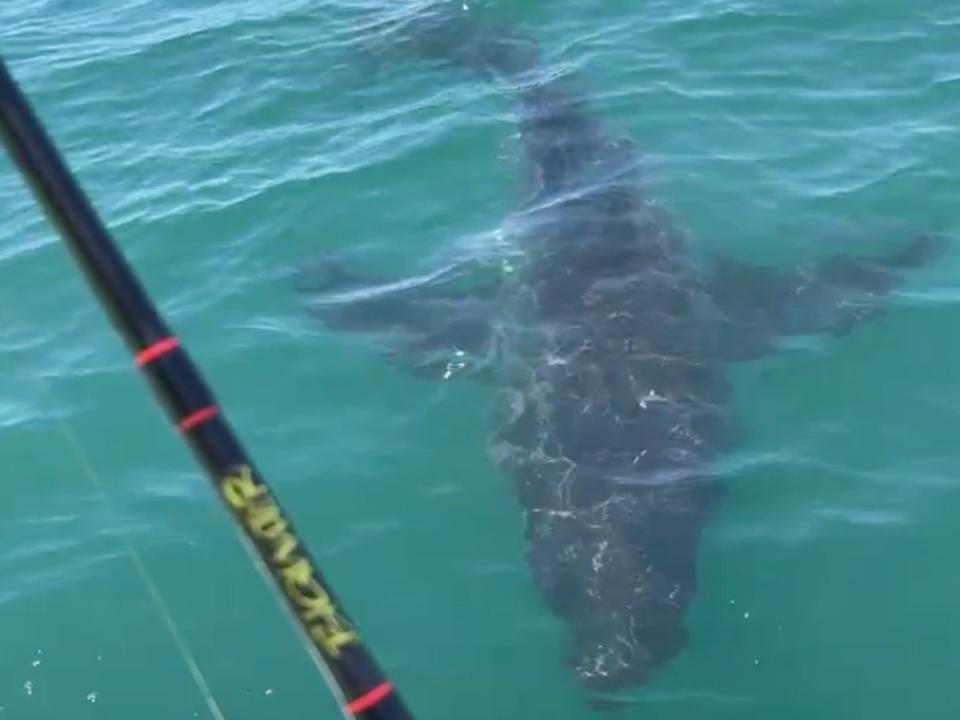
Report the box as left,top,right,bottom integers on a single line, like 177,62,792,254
346,682,393,715
136,336,180,366
178,406,218,432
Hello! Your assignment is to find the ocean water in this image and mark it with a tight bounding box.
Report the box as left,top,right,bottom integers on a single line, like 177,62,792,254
0,1,958,718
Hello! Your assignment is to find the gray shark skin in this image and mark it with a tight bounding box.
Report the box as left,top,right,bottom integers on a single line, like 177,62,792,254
300,5,943,692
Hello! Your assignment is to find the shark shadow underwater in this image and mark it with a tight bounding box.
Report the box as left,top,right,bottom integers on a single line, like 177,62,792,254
299,6,943,692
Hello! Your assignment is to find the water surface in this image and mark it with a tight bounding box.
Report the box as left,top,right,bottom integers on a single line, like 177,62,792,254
0,1,958,718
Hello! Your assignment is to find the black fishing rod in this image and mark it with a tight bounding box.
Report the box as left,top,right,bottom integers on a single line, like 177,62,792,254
0,58,415,720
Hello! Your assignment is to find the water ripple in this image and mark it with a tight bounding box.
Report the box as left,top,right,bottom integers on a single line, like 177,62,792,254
0,3,958,715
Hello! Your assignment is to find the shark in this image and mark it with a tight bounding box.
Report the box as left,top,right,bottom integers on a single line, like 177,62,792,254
299,4,942,692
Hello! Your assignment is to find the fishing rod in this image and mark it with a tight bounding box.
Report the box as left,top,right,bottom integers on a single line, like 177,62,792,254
0,58,414,720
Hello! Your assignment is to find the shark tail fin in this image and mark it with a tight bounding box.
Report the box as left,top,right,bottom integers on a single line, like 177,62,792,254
370,3,540,79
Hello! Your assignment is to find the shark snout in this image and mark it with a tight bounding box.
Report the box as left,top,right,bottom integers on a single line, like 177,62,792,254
572,617,689,691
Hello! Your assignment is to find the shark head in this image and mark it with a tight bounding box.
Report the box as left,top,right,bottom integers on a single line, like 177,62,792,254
519,473,705,691
571,607,690,691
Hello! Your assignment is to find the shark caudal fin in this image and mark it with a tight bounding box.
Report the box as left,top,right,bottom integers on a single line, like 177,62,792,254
365,3,539,79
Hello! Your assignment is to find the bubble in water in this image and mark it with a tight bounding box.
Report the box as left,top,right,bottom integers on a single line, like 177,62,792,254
24,681,33,696
86,692,97,704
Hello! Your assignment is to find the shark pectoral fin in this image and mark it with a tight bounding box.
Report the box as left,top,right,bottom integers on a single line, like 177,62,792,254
708,233,946,359
298,254,502,380
386,314,500,382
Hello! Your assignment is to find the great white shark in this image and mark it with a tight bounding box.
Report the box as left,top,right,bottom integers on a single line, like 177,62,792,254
300,5,943,691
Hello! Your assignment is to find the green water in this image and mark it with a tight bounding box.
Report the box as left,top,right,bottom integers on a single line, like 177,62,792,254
1,1,958,718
